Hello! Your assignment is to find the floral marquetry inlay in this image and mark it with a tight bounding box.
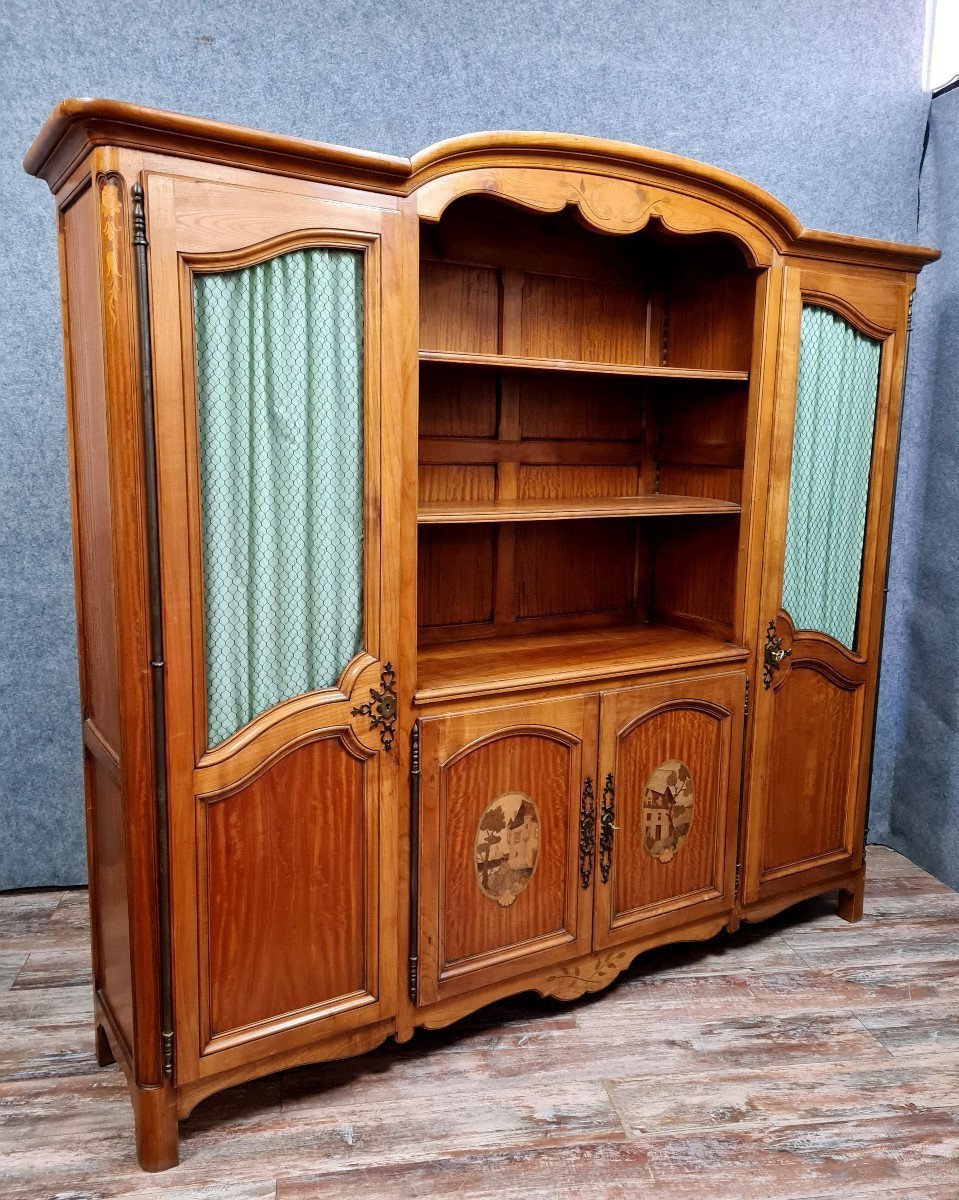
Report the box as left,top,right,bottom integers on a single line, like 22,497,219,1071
474,791,541,907
642,760,694,863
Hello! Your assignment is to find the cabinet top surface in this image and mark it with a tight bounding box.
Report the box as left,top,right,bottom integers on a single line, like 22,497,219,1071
24,98,938,271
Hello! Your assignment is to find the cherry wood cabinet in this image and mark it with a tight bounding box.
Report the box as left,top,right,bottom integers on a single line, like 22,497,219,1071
24,99,937,1170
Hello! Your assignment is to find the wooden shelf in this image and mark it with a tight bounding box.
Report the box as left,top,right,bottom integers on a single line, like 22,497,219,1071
418,494,741,525
420,349,749,383
416,623,748,704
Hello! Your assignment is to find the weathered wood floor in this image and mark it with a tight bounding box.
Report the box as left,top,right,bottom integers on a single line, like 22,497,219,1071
2,846,959,1198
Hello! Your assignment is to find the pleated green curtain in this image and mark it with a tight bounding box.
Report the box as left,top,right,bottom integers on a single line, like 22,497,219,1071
193,248,364,747
781,304,881,650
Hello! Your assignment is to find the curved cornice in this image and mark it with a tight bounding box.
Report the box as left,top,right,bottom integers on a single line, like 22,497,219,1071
24,99,939,271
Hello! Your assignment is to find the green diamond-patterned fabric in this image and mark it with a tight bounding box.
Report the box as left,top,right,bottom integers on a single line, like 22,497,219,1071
193,248,364,747
781,304,881,650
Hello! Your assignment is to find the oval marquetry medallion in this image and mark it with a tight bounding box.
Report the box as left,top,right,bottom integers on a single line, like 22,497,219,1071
642,759,694,863
474,791,541,907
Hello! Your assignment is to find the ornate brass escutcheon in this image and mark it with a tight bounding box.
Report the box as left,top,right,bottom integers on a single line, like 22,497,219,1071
579,776,596,889
762,621,791,689
599,773,616,884
351,662,397,750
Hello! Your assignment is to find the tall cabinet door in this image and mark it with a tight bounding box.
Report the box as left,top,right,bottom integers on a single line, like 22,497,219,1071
741,266,911,907
593,673,745,950
143,172,413,1082
415,696,597,1005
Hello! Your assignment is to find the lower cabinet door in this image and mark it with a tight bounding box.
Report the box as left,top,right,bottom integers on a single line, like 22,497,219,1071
593,672,745,949
416,695,598,1004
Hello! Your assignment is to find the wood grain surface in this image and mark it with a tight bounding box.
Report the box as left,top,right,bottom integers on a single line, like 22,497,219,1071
4,846,959,1198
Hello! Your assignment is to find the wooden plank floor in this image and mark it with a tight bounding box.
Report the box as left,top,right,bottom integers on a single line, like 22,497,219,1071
2,846,959,1198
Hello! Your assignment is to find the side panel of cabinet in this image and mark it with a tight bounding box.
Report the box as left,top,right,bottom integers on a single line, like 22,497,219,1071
742,266,911,907
594,672,744,949
416,696,597,1004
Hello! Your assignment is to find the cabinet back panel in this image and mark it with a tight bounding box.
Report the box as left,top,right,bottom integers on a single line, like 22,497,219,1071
202,737,367,1036
519,374,644,441
419,465,497,504
666,270,756,371
515,520,637,619
657,385,748,444
418,525,496,628
420,364,498,438
419,260,499,353
651,516,738,636
657,464,743,503
518,465,641,499
519,274,646,364
420,195,647,282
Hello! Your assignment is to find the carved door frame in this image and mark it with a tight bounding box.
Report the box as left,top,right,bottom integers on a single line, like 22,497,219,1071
740,264,912,906
143,169,408,1082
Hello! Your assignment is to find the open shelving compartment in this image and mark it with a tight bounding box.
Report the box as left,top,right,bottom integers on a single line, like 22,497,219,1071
415,194,757,702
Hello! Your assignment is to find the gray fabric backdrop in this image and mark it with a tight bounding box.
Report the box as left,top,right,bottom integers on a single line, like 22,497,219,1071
0,1,934,887
868,84,959,888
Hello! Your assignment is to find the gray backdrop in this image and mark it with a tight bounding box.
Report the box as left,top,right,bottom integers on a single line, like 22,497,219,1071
868,84,959,888
0,1,934,887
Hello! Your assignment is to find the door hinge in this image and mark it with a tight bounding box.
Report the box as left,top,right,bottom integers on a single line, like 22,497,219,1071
132,181,175,1086
744,674,750,719
579,776,596,888
599,773,616,884
162,1030,174,1078
408,720,420,1003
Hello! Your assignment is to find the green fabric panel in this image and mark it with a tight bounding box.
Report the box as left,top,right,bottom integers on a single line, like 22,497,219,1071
193,249,364,747
781,304,881,650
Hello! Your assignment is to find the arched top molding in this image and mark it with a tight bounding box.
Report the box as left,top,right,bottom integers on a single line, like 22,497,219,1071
411,164,776,267
24,100,939,272
410,133,799,265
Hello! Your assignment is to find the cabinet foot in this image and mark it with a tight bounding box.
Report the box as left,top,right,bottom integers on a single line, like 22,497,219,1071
837,880,865,923
94,1022,116,1067
133,1085,179,1172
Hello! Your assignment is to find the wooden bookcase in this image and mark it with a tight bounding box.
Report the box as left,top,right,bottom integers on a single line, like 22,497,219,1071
24,101,937,1170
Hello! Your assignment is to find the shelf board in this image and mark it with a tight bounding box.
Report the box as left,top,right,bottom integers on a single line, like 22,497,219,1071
416,623,748,704
418,494,741,525
420,349,749,383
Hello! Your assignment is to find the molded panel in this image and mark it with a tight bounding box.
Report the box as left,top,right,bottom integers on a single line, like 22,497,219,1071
761,661,861,875
595,672,743,948
200,736,372,1041
417,696,596,1004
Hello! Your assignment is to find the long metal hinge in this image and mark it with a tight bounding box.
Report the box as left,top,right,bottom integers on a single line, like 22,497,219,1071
132,182,174,1081
744,675,750,720
408,721,421,1003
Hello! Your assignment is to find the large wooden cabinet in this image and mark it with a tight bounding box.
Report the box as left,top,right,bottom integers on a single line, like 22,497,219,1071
24,100,937,1170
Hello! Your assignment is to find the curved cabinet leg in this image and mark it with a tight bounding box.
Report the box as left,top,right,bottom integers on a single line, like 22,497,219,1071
837,875,865,924
133,1085,179,1172
94,1022,116,1067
